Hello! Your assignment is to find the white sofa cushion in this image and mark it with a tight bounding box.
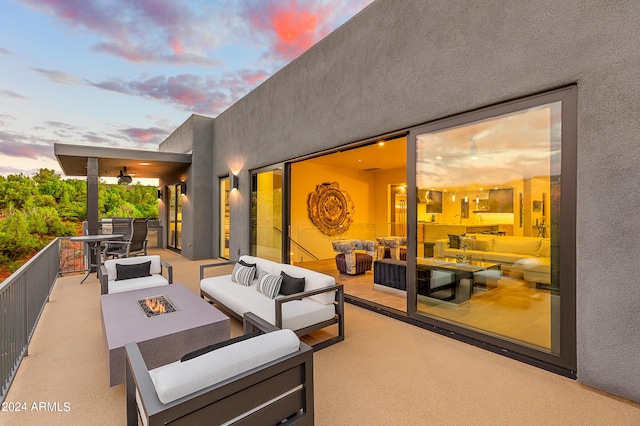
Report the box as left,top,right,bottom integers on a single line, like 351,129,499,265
201,275,336,331
104,255,163,281
274,263,336,305
150,329,300,404
239,255,279,277
108,275,169,294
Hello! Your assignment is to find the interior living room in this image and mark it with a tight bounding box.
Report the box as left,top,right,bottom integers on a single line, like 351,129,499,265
279,101,557,354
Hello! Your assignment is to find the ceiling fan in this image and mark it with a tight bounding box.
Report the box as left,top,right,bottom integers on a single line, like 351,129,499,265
117,167,133,185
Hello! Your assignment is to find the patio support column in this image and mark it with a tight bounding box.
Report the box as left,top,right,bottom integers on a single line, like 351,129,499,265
87,157,99,271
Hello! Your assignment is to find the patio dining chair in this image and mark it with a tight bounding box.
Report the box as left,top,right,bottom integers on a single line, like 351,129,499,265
127,218,149,257
102,218,134,259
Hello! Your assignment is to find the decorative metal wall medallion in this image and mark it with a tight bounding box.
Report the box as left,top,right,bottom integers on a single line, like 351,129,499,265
307,182,354,236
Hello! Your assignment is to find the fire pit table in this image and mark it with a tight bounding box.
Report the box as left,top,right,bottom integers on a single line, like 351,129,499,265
100,284,230,386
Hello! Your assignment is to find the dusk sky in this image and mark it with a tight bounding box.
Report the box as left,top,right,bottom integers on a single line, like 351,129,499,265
0,0,374,178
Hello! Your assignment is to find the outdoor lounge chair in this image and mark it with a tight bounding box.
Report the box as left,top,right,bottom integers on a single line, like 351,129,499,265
125,312,314,425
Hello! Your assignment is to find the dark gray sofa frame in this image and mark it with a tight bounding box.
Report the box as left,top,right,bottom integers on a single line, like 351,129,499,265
125,312,314,425
200,261,344,351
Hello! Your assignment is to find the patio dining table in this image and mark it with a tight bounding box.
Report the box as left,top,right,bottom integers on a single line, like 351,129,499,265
70,234,123,283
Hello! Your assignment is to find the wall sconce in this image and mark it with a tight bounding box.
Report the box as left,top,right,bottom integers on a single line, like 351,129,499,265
180,181,187,195
157,189,162,199
231,174,239,190
451,193,456,202
464,195,469,202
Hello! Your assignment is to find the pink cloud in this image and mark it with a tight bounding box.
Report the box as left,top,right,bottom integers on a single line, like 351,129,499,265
18,0,225,66
91,69,269,116
240,0,375,62
0,90,28,100
120,127,168,141
0,137,52,160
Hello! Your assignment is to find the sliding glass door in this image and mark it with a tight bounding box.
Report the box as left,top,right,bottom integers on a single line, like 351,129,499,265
410,87,576,370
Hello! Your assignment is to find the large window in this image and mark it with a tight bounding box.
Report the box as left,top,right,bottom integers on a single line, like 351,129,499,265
410,87,576,369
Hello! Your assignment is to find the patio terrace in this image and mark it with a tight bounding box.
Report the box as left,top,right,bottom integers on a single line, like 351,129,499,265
2,248,640,425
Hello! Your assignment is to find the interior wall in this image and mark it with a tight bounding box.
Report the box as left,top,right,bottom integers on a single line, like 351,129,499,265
373,167,406,238
291,161,376,261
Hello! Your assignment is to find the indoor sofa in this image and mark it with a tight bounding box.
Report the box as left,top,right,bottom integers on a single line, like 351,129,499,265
100,255,173,295
435,235,551,285
200,255,344,350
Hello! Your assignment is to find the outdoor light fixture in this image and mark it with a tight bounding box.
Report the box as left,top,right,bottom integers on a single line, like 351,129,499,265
231,174,239,190
180,181,187,195
157,189,162,199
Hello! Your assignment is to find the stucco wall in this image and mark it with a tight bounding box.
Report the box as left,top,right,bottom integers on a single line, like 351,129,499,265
159,114,214,259
210,0,640,401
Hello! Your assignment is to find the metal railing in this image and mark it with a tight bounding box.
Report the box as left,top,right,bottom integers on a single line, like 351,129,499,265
1,238,60,403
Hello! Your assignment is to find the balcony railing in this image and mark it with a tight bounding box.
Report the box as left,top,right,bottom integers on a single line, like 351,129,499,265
0,238,62,403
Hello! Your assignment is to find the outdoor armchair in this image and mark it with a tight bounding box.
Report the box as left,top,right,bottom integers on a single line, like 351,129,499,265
125,312,314,425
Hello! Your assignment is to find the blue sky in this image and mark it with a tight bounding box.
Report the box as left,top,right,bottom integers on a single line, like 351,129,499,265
0,0,374,177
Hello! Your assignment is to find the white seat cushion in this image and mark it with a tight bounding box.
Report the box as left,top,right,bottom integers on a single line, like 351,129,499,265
150,329,300,404
201,275,336,331
108,275,169,294
273,263,336,305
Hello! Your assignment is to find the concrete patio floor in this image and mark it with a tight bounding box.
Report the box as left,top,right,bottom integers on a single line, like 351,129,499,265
3,248,640,425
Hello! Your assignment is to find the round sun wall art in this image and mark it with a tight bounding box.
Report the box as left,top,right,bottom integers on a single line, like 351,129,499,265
307,182,354,236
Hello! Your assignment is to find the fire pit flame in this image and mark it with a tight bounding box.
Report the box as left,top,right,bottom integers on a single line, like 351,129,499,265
137,295,178,318
146,297,166,314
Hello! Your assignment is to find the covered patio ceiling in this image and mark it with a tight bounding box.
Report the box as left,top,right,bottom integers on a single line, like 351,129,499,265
54,143,192,179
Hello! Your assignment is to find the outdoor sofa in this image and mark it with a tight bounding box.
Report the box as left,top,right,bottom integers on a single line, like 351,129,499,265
200,255,344,350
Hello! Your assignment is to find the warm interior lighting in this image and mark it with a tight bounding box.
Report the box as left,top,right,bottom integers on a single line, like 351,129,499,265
451,193,456,202
139,162,150,166
378,142,384,146
464,195,468,202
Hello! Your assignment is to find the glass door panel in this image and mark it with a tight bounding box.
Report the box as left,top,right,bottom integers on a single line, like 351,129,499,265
220,177,230,259
414,100,562,354
251,168,283,262
167,184,182,251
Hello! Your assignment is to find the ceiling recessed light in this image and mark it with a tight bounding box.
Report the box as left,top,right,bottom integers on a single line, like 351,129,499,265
378,142,385,146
